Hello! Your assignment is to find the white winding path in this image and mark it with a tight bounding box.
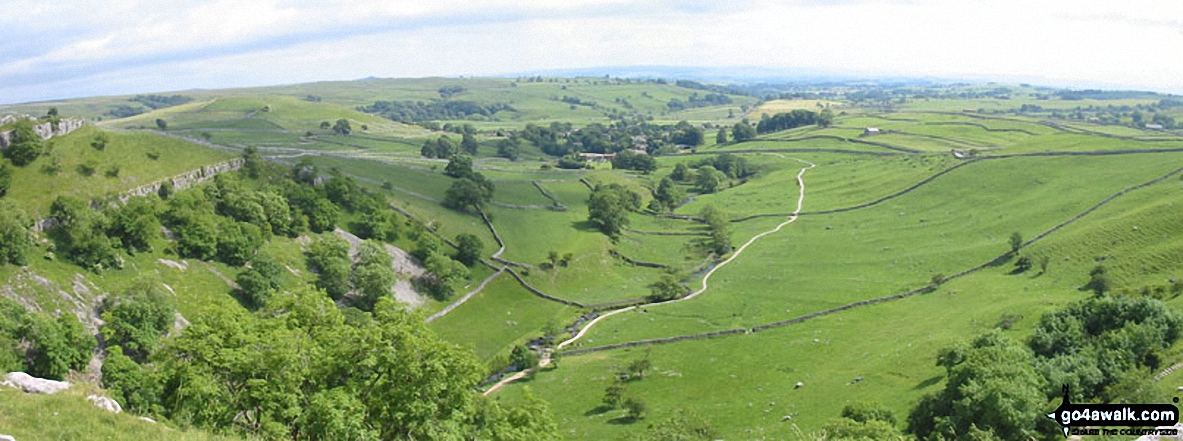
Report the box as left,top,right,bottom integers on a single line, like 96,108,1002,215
483,157,815,395
425,268,505,323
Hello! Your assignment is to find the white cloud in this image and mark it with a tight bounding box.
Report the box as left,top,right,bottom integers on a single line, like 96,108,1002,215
2,0,1182,103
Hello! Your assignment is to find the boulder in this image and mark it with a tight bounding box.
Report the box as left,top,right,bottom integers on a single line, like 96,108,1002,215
0,434,14,441
87,393,123,413
1,372,69,394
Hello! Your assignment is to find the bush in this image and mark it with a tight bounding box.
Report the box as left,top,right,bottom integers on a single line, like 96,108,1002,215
236,253,283,309
307,235,352,300
0,200,33,265
100,279,176,362
3,121,43,166
21,312,95,380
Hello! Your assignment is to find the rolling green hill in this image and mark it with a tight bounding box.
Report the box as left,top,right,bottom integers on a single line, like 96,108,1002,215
4,79,1183,440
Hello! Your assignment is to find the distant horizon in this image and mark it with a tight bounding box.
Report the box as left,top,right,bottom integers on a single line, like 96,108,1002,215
2,66,1176,107
3,0,1181,105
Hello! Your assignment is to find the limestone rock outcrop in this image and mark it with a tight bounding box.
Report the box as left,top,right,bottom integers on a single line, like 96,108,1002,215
1,372,70,394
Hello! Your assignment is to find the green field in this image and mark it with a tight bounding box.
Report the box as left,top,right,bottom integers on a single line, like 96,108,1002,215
5,78,1183,440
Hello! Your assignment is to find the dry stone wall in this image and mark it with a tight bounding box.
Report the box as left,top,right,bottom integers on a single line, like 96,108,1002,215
0,115,85,149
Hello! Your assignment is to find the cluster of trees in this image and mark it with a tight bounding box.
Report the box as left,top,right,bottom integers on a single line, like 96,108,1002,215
304,236,400,311
420,134,479,158
495,137,521,161
699,205,731,255
610,150,657,173
409,234,474,300
600,356,654,421
101,290,559,440
649,177,685,212
129,94,193,110
441,155,495,212
358,100,515,122
516,119,706,157
755,108,833,134
0,298,93,381
665,92,733,111
906,294,1183,440
104,95,194,118
731,121,757,142
438,85,466,98
587,183,642,240
665,154,754,195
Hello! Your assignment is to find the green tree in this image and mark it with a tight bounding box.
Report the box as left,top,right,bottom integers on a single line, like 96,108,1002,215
105,196,160,254
731,122,757,142
496,138,520,161
700,204,731,254
1013,255,1032,273
236,253,283,309
670,162,690,182
443,175,494,212
0,159,11,196
4,120,44,166
307,235,353,300
332,118,352,135
355,197,401,242
215,221,263,266
603,382,626,409
155,118,167,130
50,196,121,270
0,200,33,265
435,136,459,158
298,389,378,441
715,128,728,144
444,155,475,179
647,270,686,301
907,331,1045,441
587,184,639,240
627,356,652,380
1008,232,1023,254
455,234,483,267
694,165,724,193
352,240,396,311
101,346,160,413
623,396,647,420
510,345,538,371
461,133,479,155
818,108,835,127
1086,264,1110,296
100,278,176,362
421,140,437,158
242,146,264,178
21,312,95,380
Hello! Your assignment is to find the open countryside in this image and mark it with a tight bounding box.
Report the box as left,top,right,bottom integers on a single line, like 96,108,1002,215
3,2,1183,441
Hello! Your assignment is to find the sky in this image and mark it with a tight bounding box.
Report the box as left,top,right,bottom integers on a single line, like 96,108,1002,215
3,0,1183,104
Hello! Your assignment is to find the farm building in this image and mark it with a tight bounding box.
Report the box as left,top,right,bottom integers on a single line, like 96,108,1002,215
1145,123,1164,130
578,152,614,162
862,127,881,136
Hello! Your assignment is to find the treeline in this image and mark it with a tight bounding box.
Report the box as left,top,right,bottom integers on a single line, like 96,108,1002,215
755,108,834,134
105,95,194,118
666,92,732,111
516,118,706,157
358,100,515,122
